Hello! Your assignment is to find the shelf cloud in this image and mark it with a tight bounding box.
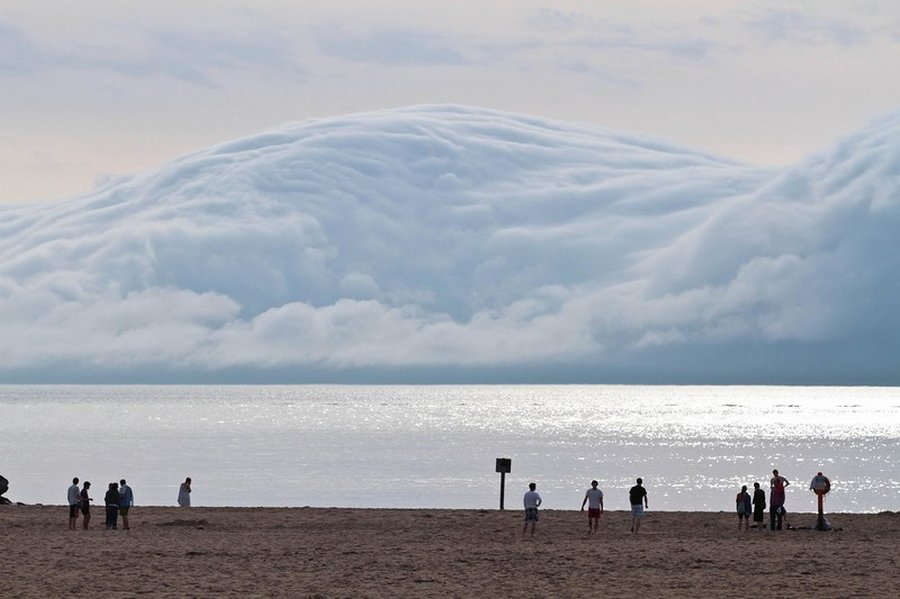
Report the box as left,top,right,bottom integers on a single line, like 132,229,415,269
2,105,898,383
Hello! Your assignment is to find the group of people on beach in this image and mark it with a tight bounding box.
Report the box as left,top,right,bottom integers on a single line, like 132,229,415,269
524,469,831,536
66,476,193,529
522,477,649,537
734,469,791,532
67,477,134,530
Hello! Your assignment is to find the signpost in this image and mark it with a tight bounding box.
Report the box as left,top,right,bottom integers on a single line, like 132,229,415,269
810,472,832,530
496,458,511,510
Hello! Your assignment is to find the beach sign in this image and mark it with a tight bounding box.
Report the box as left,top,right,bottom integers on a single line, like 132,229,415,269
496,458,511,510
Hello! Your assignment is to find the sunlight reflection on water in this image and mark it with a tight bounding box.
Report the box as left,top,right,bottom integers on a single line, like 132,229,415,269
1,385,897,511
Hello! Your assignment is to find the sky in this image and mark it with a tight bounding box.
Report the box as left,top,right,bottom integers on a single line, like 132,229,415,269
3,0,900,204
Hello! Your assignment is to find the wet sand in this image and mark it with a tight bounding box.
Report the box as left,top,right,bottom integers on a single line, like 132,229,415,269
2,505,897,598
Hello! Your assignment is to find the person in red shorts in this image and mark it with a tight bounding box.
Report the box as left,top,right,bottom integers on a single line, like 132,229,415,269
580,480,604,535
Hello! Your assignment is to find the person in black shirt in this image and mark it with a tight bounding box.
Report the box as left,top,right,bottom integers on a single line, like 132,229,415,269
104,482,120,530
628,478,649,534
752,482,766,530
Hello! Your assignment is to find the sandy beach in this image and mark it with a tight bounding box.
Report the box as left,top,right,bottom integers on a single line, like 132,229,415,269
2,505,897,598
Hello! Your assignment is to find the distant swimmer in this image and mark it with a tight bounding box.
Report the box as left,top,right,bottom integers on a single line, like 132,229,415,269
522,482,542,537
580,480,604,535
177,477,192,507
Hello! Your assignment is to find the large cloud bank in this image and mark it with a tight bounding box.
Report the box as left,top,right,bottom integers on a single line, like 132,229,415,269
2,105,899,383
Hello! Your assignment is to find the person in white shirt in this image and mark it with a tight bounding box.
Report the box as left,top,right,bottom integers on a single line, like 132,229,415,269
67,477,81,530
522,482,542,537
580,480,605,535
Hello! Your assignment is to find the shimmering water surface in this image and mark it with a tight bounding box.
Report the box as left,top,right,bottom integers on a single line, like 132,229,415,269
1,385,897,512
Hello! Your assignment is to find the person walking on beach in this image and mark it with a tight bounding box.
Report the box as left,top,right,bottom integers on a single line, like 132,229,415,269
736,485,752,532
629,478,649,534
522,482,542,537
769,469,790,531
104,482,120,530
580,480,604,535
752,482,766,531
67,477,81,530
178,477,192,507
79,481,93,530
119,479,134,530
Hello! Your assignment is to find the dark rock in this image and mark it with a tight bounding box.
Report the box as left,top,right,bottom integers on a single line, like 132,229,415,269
0,474,8,496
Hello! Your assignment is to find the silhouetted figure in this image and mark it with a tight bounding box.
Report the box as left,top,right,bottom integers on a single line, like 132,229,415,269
769,469,789,530
629,478,649,533
752,482,766,530
119,479,134,530
104,482,120,529
178,477,192,507
736,485,752,531
67,477,81,530
80,482,93,529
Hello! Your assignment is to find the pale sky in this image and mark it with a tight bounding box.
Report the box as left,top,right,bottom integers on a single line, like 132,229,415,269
2,0,899,204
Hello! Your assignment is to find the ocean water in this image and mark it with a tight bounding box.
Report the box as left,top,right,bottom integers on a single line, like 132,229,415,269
1,385,897,512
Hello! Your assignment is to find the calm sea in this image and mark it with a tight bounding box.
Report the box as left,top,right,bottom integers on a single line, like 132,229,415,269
1,385,897,512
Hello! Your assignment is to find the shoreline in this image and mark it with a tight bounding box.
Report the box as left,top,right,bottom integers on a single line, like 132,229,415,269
3,506,897,597
2,502,893,515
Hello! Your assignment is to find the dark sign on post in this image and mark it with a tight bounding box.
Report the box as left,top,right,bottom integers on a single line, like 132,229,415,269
496,458,511,510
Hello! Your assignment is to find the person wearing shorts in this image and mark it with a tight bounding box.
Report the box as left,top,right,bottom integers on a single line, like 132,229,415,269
522,482,542,537
79,482,93,529
119,479,134,530
629,478,648,534
67,477,81,530
580,480,604,535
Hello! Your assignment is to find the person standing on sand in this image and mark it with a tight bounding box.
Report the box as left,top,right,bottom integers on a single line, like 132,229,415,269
80,482,93,529
580,480,604,535
752,482,766,530
119,479,134,530
67,477,81,530
770,469,789,531
629,478,649,534
522,482,542,537
104,482,120,530
178,477,192,507
736,485,752,532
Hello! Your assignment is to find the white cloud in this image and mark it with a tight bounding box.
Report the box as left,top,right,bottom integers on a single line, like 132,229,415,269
0,105,898,382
